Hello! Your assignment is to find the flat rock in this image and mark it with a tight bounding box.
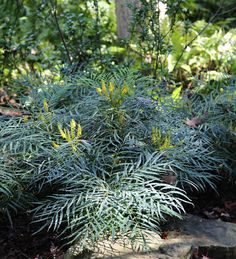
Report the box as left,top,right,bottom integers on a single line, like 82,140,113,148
64,214,236,259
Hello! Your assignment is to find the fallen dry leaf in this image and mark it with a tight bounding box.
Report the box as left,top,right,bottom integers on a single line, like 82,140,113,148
0,89,20,108
212,207,224,214
8,98,19,107
0,108,23,117
185,117,202,127
203,210,218,219
224,201,236,211
163,175,177,185
0,107,30,117
220,212,231,221
161,231,168,239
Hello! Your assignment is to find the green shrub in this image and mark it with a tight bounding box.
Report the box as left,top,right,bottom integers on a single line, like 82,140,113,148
169,22,236,81
0,0,116,91
0,69,233,252
130,1,236,82
190,82,236,174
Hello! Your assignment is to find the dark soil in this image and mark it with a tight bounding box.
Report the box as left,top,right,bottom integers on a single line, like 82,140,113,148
187,181,236,222
0,214,67,259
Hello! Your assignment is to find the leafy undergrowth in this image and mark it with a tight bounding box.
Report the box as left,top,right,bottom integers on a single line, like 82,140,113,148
0,69,235,255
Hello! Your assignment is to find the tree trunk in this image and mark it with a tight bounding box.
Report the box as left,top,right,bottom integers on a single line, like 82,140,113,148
115,0,140,39
115,0,167,40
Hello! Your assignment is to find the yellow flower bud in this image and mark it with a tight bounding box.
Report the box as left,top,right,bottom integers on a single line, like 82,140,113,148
96,87,102,95
52,141,60,149
65,129,71,142
43,99,49,112
58,124,67,139
77,123,82,138
101,81,107,94
23,115,29,123
122,85,129,95
70,119,76,139
109,82,115,94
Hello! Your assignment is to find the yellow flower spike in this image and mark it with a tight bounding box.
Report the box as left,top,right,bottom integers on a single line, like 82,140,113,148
109,82,115,94
52,141,60,149
70,119,76,139
101,81,107,94
58,124,67,139
65,129,71,142
96,87,102,95
77,123,82,138
160,137,170,150
160,131,175,150
43,99,49,112
151,127,162,146
121,85,129,95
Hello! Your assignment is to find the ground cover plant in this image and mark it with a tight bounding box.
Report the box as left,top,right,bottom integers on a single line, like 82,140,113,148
0,69,235,255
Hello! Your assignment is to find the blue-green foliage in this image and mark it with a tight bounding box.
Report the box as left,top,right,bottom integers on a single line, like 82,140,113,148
0,69,235,251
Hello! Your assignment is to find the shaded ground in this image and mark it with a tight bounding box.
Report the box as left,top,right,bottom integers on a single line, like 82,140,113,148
0,214,67,259
187,181,236,222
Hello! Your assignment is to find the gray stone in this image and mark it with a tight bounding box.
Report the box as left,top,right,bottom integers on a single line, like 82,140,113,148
64,214,236,259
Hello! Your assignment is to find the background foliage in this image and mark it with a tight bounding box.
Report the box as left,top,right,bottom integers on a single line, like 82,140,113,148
1,0,236,92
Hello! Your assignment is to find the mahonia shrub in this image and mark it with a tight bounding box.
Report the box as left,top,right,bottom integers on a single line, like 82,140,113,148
0,69,233,252
190,82,236,176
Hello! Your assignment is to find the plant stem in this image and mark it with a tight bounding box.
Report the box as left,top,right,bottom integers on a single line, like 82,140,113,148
49,0,72,64
172,6,222,72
